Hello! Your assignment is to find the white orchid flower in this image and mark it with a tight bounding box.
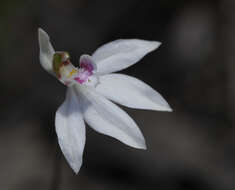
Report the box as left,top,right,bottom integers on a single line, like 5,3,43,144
38,28,172,174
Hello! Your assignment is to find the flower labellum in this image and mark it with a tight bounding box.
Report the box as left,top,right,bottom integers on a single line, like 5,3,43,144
38,28,172,174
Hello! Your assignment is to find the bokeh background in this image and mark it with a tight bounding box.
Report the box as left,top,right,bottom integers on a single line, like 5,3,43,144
0,0,234,189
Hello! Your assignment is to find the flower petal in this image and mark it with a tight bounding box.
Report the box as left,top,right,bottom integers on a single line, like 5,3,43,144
92,39,161,75
96,74,172,111
55,87,86,174
74,55,97,84
73,85,146,149
80,54,97,72
38,28,55,74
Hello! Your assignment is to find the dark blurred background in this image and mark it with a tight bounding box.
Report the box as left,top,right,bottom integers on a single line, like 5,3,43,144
0,0,235,189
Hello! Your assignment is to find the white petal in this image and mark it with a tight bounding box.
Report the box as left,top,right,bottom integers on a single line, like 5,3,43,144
92,39,161,75
73,85,146,149
96,74,172,111
84,75,100,87
38,28,55,74
55,87,86,174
